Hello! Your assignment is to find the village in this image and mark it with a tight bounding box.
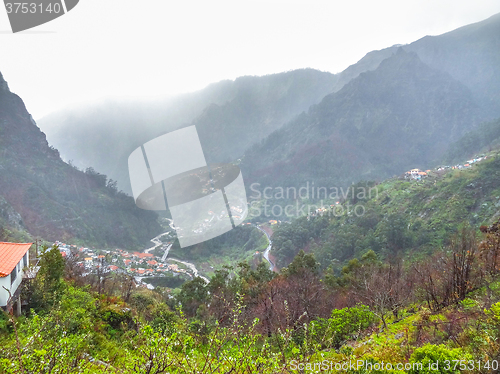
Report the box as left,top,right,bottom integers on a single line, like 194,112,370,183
306,154,489,218
55,241,192,284
404,155,487,180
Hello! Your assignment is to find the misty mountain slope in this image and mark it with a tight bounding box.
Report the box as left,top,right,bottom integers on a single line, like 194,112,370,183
0,72,161,248
327,12,500,119
331,45,400,93
37,13,500,196
38,69,338,194
242,49,482,189
195,69,339,164
341,13,500,118
444,117,500,164
37,80,239,189
405,12,500,118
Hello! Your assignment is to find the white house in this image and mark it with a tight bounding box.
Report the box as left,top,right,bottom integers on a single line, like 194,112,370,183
0,242,33,315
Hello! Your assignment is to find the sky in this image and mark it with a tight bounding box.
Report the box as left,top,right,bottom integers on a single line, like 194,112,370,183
1,0,500,120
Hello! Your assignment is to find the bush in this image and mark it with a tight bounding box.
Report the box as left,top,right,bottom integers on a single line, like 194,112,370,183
408,344,472,373
0,311,12,333
311,305,375,348
151,304,179,335
99,305,133,330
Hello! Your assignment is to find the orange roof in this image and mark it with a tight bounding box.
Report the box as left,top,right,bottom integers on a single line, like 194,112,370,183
98,255,105,258
108,265,119,271
147,260,157,265
0,242,32,277
133,252,154,258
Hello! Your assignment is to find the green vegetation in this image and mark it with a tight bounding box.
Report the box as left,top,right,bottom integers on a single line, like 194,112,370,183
169,225,269,275
272,152,500,268
142,274,189,289
2,218,500,372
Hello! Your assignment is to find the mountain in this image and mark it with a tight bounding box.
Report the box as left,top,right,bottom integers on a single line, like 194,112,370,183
0,72,161,248
38,69,338,194
38,13,500,198
336,13,500,118
405,12,500,118
242,49,482,190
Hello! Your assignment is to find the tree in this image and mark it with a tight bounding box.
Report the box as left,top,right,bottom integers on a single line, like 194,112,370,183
414,224,481,311
281,251,327,326
351,261,410,328
177,277,209,317
28,245,65,311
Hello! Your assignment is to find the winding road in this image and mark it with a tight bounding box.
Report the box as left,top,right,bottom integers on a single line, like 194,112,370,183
144,218,209,283
166,257,209,283
142,220,273,285
144,231,170,254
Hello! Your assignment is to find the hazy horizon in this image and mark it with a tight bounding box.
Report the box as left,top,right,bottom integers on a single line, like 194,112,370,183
1,0,500,120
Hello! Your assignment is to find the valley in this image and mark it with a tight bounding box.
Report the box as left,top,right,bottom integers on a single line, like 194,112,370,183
2,9,500,373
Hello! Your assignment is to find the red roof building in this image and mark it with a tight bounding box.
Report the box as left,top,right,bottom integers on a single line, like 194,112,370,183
0,242,32,277
0,242,33,311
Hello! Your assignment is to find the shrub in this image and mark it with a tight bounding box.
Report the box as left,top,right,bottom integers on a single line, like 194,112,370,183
99,305,133,330
408,344,472,373
311,305,375,348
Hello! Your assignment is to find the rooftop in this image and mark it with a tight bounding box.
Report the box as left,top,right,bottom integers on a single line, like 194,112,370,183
0,242,32,277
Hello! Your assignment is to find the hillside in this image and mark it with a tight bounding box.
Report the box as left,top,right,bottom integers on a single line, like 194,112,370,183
0,72,161,248
172,148,500,274
444,117,500,164
242,49,482,192
38,69,338,194
270,150,500,268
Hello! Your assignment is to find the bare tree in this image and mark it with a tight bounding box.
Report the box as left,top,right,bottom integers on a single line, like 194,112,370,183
351,261,411,328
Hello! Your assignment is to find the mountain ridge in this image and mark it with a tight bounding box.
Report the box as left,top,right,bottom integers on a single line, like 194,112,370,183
38,69,338,194
241,49,482,191
0,73,162,248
